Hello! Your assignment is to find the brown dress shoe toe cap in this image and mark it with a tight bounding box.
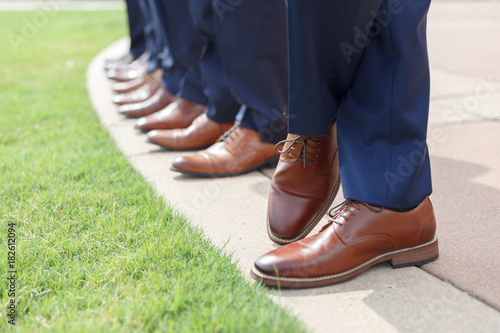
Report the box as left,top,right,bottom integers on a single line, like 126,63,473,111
268,185,331,242
147,130,177,147
135,113,170,131
171,153,214,175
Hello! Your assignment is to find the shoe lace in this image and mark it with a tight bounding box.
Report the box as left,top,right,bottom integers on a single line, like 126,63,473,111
319,200,383,232
219,123,241,143
275,133,329,168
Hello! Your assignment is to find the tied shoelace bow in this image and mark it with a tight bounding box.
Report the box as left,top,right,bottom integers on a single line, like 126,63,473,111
275,134,329,168
319,200,383,232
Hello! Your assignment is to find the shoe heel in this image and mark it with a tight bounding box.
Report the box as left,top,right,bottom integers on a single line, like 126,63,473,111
390,239,439,268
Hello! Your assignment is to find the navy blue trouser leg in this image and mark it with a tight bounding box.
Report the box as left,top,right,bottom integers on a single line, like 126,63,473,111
186,0,241,123
213,0,288,144
139,0,162,73
125,0,146,57
287,0,432,210
154,0,208,104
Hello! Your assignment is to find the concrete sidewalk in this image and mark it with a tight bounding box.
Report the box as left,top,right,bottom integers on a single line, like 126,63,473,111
87,1,500,332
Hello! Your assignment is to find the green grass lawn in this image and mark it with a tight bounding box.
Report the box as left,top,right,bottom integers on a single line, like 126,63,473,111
0,11,306,332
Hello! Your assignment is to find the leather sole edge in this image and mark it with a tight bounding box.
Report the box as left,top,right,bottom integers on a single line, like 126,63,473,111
169,157,279,178
251,237,439,289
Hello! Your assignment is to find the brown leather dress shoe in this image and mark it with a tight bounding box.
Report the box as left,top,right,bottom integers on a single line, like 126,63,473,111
135,98,206,131
106,51,148,70
104,53,135,71
118,87,176,118
106,52,148,82
267,123,340,245
113,70,163,105
112,72,150,94
252,197,439,288
171,125,279,177
147,114,233,150
107,65,146,83
105,51,149,72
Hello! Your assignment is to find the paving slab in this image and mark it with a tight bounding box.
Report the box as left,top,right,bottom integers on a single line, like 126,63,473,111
425,121,500,309
430,68,500,100
427,1,500,80
87,38,500,333
424,3,500,310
